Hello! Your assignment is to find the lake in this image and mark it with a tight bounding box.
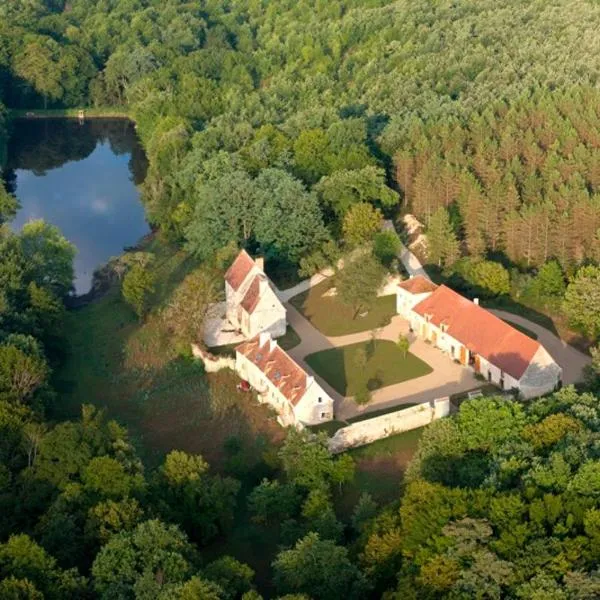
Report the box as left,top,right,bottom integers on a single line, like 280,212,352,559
5,118,149,294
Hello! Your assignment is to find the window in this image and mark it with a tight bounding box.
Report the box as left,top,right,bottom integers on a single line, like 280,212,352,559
320,412,330,419
488,370,492,382
317,397,322,403
451,345,455,357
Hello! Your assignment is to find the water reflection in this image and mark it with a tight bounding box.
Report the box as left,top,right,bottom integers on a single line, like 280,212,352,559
5,119,149,294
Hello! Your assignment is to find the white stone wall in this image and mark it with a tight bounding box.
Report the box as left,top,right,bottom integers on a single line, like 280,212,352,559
328,398,451,453
191,344,236,373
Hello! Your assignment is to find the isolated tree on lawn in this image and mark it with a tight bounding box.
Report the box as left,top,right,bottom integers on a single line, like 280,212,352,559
397,334,410,358
426,207,460,271
336,253,386,319
563,265,600,340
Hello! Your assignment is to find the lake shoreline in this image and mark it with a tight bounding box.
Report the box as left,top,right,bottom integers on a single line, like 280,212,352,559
8,107,131,121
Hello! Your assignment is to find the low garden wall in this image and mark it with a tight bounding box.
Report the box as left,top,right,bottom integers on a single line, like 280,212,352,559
328,397,450,453
191,344,235,373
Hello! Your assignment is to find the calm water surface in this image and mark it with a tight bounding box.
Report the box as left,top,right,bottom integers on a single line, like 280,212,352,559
5,119,149,294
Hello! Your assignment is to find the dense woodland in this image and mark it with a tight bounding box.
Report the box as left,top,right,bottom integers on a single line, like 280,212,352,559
4,0,600,598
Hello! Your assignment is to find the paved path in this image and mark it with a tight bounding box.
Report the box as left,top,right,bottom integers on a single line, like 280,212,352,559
285,303,479,421
278,268,335,302
489,309,590,385
399,241,430,279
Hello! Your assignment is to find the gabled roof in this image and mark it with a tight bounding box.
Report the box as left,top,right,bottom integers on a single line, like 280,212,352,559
241,275,262,314
412,285,542,380
398,275,438,295
225,250,256,291
235,336,308,406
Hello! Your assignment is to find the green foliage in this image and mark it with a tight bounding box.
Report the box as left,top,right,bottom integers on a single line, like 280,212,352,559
272,533,370,599
396,334,410,358
426,207,460,270
122,263,155,319
0,343,49,404
335,252,386,319
342,202,382,248
202,556,255,600
279,429,354,493
563,265,600,340
91,519,194,597
153,450,240,544
373,230,401,267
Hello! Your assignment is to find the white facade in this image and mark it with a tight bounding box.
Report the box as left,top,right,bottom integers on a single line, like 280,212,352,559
225,256,287,340
235,334,334,428
399,287,562,399
396,287,434,319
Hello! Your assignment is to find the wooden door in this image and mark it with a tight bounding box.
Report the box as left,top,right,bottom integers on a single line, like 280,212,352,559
460,346,467,365
431,331,437,346
474,355,481,372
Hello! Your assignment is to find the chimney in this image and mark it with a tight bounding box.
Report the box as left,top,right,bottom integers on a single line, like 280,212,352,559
259,331,271,348
473,298,479,305
269,338,278,352
306,375,314,387
254,256,265,271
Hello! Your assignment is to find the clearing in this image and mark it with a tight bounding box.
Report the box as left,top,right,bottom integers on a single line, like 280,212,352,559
53,239,284,470
305,340,432,396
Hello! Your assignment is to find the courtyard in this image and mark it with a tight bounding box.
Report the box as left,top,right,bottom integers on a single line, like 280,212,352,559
305,340,432,396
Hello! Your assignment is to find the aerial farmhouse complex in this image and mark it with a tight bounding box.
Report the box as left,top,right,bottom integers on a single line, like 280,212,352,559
236,333,334,427
224,250,287,340
396,276,562,399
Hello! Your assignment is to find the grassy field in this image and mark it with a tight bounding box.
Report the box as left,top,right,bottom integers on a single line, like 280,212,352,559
305,340,432,396
335,427,425,517
53,239,284,470
290,279,397,336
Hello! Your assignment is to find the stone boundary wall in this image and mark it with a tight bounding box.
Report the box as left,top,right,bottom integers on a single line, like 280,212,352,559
191,344,235,373
328,397,450,453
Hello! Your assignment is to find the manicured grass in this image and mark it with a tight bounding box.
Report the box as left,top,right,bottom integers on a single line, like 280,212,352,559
289,279,397,336
501,318,538,340
53,240,284,469
305,340,432,397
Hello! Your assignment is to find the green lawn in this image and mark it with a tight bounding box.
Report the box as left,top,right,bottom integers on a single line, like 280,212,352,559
305,340,432,396
289,279,397,336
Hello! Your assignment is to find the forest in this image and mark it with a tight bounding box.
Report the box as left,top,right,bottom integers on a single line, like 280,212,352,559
4,0,600,598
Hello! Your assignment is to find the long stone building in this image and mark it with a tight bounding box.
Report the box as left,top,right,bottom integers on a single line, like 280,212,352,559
397,276,562,399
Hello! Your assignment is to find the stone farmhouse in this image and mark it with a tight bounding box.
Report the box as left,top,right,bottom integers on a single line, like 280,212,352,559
224,250,286,340
397,276,562,399
236,332,334,427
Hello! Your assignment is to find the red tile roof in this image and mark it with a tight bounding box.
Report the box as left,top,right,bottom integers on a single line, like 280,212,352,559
225,250,256,291
398,275,438,295
241,275,262,314
412,285,541,380
235,337,308,406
